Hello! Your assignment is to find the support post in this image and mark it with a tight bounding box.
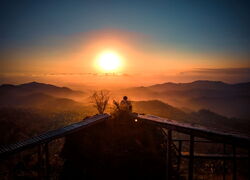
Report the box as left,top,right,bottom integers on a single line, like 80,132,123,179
45,143,50,180
223,144,226,180
177,140,182,172
248,149,250,180
38,145,43,180
232,145,237,180
166,129,172,180
188,135,194,180
177,140,182,180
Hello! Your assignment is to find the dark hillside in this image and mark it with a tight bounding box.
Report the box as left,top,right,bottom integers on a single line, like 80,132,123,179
133,100,189,122
0,92,86,111
0,107,94,145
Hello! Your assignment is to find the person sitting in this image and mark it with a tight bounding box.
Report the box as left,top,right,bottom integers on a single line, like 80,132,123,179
120,96,132,112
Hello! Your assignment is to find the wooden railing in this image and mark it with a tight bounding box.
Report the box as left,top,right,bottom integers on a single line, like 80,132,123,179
0,113,249,180
136,114,250,180
0,114,110,179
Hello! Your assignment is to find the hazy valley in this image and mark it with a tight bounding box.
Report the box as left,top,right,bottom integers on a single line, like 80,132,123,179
117,80,250,119
0,81,249,146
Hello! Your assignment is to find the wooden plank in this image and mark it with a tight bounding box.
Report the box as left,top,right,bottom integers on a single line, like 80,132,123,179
15,142,24,149
173,139,212,143
0,145,8,153
181,152,248,159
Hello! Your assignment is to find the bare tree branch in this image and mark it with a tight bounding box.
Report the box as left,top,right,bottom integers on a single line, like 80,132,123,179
90,90,110,114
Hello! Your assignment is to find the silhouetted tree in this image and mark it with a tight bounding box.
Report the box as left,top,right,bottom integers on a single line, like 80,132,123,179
112,100,120,110
90,90,110,114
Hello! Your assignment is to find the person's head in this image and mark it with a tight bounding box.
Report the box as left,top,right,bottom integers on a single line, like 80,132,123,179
123,96,128,100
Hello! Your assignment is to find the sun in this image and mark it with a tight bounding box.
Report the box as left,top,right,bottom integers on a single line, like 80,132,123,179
97,51,122,72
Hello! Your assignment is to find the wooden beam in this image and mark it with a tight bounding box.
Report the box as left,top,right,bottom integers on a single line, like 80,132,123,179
45,143,50,180
232,145,237,180
188,135,194,180
166,129,172,180
38,145,43,180
248,149,250,179
177,140,182,172
223,144,226,180
173,139,212,143
180,152,248,159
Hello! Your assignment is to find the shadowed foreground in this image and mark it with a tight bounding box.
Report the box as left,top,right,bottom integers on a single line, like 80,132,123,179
61,113,167,180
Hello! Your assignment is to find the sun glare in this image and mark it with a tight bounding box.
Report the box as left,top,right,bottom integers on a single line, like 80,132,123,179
97,51,122,72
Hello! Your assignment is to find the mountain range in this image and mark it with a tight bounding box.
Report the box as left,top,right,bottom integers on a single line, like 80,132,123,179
0,81,249,136
0,82,85,111
1,80,250,119
117,80,250,119
133,100,249,134
0,81,84,98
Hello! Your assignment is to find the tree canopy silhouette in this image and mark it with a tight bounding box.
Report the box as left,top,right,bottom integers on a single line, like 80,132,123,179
90,90,110,114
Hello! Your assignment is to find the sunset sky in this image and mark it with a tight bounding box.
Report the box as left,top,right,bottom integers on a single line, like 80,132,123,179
1,0,249,89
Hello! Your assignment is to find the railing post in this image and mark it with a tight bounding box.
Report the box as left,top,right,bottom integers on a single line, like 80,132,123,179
177,140,182,172
223,144,226,180
232,145,237,180
248,149,250,179
38,145,43,180
45,143,50,180
177,140,182,180
166,129,172,180
188,135,194,180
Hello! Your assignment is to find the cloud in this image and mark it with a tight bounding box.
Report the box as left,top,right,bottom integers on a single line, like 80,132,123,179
178,68,250,83
180,68,250,75
1,68,249,89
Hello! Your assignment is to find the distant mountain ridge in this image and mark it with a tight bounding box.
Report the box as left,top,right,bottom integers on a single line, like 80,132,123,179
0,81,84,98
118,80,250,119
1,81,250,119
0,92,84,111
149,80,250,90
0,81,249,135
133,100,250,135
0,82,87,111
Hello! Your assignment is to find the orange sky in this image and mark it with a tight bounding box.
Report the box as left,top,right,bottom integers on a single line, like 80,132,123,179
0,30,249,89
